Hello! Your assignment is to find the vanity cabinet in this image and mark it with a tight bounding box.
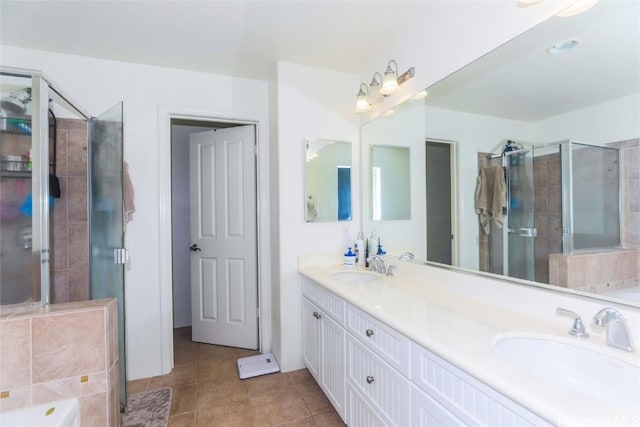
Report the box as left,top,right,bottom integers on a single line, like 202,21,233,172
411,342,551,427
301,277,551,427
301,280,346,420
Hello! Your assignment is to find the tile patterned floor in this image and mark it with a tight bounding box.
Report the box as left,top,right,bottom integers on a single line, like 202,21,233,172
126,327,346,427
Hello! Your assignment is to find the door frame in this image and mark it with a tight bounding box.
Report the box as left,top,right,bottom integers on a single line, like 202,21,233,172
158,106,271,374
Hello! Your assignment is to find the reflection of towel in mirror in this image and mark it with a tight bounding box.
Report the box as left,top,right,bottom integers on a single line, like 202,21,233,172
306,196,319,221
475,165,506,234
123,161,135,224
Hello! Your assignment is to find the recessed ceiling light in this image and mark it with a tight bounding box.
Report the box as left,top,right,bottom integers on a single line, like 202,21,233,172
412,90,428,100
556,0,598,17
547,39,580,54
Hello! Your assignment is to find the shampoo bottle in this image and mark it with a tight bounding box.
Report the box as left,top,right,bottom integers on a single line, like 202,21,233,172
355,233,364,266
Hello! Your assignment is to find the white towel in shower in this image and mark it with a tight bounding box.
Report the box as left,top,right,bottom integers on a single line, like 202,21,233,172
475,165,506,234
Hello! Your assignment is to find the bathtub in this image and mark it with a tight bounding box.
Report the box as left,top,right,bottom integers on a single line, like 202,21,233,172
605,286,640,305
0,399,78,427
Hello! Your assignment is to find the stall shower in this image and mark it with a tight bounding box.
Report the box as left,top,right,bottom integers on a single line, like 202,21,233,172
478,139,639,301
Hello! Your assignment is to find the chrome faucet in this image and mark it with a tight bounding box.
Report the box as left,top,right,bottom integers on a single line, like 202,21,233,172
399,252,414,261
367,256,386,274
556,307,589,338
592,308,635,352
386,265,396,277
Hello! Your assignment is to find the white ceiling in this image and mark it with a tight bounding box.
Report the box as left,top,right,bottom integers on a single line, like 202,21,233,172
0,1,437,81
2,1,637,122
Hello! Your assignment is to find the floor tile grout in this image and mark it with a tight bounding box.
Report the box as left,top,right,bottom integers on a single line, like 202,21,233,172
126,327,345,427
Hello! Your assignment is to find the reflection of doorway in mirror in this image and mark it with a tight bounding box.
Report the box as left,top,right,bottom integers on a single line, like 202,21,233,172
337,166,352,221
425,140,455,265
372,167,382,220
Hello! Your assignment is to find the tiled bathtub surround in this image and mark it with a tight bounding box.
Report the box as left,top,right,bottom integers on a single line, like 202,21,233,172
0,298,119,426
549,248,640,293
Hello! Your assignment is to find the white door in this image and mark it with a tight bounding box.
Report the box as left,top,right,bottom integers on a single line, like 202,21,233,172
189,125,258,349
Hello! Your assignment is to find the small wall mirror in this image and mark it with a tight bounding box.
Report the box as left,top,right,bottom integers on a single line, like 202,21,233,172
370,145,410,220
304,138,352,222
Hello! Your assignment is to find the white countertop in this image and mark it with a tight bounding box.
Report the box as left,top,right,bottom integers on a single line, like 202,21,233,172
298,261,640,427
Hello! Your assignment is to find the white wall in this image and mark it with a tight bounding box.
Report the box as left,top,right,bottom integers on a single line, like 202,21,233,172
273,62,360,371
362,102,427,258
532,93,640,145
0,45,270,380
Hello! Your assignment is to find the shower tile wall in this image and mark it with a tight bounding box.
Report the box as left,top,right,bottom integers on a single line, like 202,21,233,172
533,153,562,284
50,118,89,303
610,138,640,287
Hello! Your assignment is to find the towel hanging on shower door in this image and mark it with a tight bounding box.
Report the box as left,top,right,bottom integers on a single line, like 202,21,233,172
475,165,506,234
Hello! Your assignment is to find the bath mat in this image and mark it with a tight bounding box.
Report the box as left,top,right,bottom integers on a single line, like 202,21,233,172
122,387,172,427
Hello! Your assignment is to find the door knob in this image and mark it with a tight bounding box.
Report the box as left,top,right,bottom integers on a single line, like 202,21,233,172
190,244,201,252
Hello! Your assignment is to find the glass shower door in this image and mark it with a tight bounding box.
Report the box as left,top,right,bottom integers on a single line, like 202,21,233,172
505,149,536,281
88,102,126,407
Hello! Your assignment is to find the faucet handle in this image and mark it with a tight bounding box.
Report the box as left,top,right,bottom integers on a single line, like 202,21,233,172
386,265,396,277
556,307,590,338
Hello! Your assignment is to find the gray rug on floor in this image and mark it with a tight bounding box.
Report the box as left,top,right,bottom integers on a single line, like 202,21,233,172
122,387,172,427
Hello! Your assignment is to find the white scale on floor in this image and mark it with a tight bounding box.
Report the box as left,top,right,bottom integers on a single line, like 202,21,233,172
237,352,280,379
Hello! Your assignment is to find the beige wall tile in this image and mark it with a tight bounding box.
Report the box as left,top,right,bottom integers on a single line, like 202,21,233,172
567,255,586,288
107,299,118,369
68,267,89,302
32,372,107,405
79,392,108,427
51,223,68,271
51,271,69,304
66,131,88,177
109,361,120,427
0,384,31,413
32,310,105,383
0,318,31,390
67,178,87,223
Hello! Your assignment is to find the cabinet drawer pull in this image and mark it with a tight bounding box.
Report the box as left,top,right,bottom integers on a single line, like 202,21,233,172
313,311,322,319
365,329,374,337
366,375,375,384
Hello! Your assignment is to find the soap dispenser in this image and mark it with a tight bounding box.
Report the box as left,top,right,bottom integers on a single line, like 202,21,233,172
344,247,356,267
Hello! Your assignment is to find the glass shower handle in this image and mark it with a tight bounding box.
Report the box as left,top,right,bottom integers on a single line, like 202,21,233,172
508,227,537,238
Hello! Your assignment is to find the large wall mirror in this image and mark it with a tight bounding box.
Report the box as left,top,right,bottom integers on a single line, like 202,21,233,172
361,1,639,307
305,138,352,222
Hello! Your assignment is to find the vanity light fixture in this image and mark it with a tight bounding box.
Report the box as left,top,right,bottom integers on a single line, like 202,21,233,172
380,60,415,96
368,72,385,105
354,83,371,114
556,0,598,17
547,39,580,54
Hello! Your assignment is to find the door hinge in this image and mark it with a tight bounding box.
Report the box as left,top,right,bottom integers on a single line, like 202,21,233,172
114,248,129,265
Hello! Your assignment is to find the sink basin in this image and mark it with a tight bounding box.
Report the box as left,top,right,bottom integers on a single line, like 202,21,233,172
495,336,640,407
330,271,381,283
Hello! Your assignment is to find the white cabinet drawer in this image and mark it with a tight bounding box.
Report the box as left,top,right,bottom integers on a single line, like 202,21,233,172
302,278,345,323
412,342,552,427
346,333,411,427
345,302,411,377
412,384,465,427
346,382,388,427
